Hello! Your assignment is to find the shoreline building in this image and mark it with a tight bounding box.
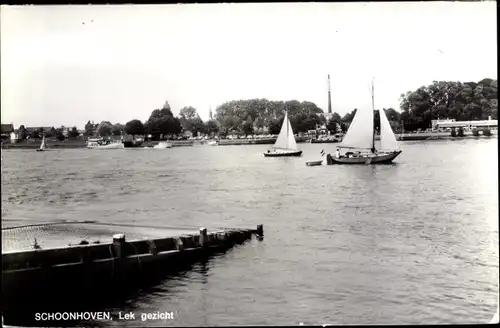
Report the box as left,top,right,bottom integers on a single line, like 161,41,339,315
432,117,498,130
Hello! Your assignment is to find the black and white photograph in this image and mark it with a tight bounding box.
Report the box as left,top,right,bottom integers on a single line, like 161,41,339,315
1,1,498,326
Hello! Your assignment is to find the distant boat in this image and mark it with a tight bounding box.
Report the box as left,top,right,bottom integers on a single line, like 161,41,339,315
264,110,302,157
86,138,124,149
153,141,172,149
207,140,218,146
36,136,47,152
326,78,402,165
123,137,144,148
306,160,323,166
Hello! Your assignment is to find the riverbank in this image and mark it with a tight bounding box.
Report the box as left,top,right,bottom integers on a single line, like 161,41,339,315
2,132,496,149
1,139,197,149
394,130,498,140
1,139,87,149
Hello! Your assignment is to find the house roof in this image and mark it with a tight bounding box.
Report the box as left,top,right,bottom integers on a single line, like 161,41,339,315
1,124,14,134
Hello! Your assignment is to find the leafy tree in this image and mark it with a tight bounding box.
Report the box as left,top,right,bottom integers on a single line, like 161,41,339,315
374,110,380,132
214,98,324,135
84,121,95,137
190,116,206,137
124,119,145,136
18,125,27,140
340,122,348,133
145,103,182,140
318,114,327,124
68,127,79,138
97,122,113,137
111,124,124,136
326,119,338,133
241,119,254,136
205,120,220,136
342,109,357,124
55,128,65,141
400,79,497,131
269,117,284,135
179,106,198,120
331,112,342,122
179,106,207,136
29,129,40,139
46,127,56,138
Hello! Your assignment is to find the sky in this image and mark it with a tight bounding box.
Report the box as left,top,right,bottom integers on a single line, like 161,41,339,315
1,2,497,129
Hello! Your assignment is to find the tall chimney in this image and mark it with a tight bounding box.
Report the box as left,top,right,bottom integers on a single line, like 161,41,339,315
327,74,332,114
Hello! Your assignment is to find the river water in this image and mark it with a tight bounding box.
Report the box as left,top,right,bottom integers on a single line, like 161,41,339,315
1,139,498,325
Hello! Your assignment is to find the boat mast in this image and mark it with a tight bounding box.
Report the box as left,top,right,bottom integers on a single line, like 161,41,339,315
285,104,289,149
371,78,376,153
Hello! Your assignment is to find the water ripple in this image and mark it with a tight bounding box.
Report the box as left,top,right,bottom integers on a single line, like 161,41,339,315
1,140,498,325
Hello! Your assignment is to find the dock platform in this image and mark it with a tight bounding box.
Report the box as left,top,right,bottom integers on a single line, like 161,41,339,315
2,220,263,326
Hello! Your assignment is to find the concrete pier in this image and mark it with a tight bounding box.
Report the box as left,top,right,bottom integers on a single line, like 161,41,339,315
2,222,263,323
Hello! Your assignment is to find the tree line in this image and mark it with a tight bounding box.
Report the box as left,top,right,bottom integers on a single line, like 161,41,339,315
120,99,332,140
15,77,497,140
16,126,80,140
399,78,497,131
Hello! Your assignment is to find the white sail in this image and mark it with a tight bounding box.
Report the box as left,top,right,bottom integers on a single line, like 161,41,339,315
340,106,374,149
379,108,400,151
40,137,46,150
273,111,297,150
286,117,298,150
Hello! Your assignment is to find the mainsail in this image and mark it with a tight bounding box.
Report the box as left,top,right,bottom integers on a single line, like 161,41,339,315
40,137,46,150
379,108,400,151
340,106,374,149
273,111,298,150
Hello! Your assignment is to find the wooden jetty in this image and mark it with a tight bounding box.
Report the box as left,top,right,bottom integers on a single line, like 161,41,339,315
2,222,263,324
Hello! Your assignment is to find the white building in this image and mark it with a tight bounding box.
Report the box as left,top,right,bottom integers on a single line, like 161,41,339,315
432,117,497,129
10,131,19,143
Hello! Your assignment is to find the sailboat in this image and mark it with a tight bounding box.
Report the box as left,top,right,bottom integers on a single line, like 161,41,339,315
36,136,47,152
264,110,302,157
325,79,402,164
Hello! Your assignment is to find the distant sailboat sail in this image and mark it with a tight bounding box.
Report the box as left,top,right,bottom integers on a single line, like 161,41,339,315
264,110,302,157
379,108,400,151
340,106,374,150
273,111,298,150
37,136,46,152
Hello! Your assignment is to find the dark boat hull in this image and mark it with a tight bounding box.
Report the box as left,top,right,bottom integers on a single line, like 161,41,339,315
122,141,144,148
306,160,323,166
263,150,303,157
326,150,402,165
310,140,339,143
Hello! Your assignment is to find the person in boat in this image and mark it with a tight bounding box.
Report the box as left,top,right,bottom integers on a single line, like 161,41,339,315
335,148,340,158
